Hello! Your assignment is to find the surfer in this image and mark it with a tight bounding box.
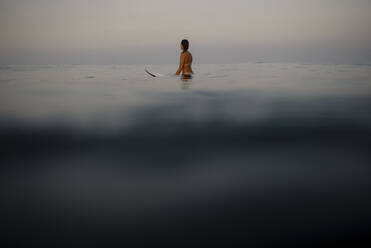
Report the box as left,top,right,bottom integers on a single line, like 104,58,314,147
175,39,193,79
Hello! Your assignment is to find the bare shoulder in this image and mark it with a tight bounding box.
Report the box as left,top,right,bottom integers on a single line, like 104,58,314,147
184,51,192,58
188,52,193,61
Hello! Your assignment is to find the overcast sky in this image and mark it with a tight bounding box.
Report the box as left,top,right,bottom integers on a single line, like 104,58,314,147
0,0,370,64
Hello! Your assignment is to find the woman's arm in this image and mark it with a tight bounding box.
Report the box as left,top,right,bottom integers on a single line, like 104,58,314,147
175,53,185,75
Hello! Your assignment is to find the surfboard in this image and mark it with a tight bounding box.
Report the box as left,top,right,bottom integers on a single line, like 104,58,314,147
145,68,164,77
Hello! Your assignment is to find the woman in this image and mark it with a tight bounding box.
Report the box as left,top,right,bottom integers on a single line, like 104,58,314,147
175,39,193,79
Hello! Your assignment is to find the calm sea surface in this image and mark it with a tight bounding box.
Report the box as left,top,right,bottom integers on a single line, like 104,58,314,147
1,63,371,246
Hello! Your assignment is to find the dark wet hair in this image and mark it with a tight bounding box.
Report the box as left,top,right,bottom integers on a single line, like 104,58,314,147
181,39,189,52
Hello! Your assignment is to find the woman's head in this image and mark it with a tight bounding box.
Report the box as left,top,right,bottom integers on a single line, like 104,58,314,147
181,39,189,52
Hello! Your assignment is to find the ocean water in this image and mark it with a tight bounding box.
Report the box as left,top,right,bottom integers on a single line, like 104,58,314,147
1,63,371,247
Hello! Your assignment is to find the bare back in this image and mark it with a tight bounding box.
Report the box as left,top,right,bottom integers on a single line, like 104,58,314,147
176,51,193,75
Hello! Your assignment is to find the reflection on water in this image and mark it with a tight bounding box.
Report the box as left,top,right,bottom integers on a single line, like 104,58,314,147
180,73,193,89
0,64,371,247
180,78,192,89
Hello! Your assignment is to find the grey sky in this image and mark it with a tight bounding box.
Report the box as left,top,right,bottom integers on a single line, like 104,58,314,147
0,0,370,64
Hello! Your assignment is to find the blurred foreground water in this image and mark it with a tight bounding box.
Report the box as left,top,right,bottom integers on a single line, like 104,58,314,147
1,63,371,247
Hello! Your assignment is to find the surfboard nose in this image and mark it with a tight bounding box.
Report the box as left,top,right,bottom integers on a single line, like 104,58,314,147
145,68,157,77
